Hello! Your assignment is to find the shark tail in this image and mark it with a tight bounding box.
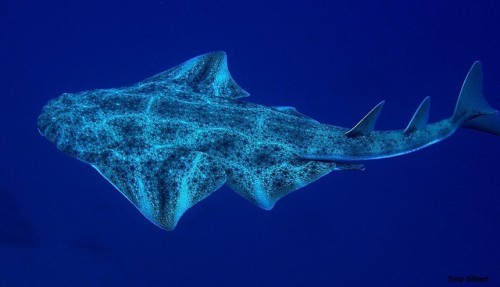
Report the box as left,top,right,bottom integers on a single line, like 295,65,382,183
451,61,500,135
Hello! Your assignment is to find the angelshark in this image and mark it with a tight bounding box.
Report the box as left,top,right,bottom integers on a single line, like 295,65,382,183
38,52,500,230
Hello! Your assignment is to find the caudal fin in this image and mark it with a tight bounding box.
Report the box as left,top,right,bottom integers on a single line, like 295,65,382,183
452,61,500,135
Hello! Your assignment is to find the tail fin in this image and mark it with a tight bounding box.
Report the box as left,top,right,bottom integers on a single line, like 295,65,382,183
451,61,500,135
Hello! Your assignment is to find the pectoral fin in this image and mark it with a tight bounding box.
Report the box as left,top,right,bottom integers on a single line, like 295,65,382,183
93,150,226,230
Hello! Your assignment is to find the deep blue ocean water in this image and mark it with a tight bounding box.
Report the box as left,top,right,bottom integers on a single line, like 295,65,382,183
1,1,499,286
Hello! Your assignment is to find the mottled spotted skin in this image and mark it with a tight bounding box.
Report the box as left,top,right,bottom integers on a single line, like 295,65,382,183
38,52,499,230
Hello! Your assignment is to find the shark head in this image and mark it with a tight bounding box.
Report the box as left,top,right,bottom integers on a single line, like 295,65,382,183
38,92,81,155
37,89,126,161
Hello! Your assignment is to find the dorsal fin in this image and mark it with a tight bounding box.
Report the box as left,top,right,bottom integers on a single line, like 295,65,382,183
404,97,430,135
345,101,385,137
140,51,249,99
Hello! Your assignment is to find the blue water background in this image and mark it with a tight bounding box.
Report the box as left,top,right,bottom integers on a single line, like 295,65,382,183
1,1,499,286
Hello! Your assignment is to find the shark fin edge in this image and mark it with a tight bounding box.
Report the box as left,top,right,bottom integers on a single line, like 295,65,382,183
452,61,500,136
404,96,431,135
345,101,385,137
140,51,249,100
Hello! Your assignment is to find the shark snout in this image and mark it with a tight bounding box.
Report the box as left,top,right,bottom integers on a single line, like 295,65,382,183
38,103,63,145
37,93,76,146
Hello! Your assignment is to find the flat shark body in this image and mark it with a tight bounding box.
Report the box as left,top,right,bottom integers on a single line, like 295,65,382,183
38,52,500,230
